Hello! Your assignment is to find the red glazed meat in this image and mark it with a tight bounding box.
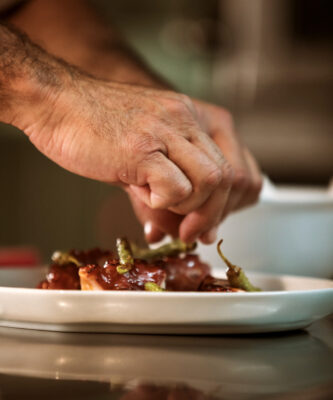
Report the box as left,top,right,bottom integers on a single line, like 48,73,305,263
79,259,166,291
163,254,210,291
37,264,80,290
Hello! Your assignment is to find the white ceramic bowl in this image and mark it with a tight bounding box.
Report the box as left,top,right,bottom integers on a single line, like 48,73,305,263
198,178,333,278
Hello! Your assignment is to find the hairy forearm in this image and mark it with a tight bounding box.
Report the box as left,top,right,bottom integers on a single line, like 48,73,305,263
8,0,169,88
0,23,73,128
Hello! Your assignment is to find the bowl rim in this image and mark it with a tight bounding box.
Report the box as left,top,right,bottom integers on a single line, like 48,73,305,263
260,183,333,206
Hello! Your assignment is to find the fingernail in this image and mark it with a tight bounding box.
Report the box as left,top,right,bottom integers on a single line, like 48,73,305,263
144,221,153,236
205,226,218,244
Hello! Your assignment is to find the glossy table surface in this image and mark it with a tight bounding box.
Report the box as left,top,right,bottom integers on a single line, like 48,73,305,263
0,317,332,400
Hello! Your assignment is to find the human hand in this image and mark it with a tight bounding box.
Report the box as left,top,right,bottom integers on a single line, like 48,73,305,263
128,100,262,244
20,71,232,216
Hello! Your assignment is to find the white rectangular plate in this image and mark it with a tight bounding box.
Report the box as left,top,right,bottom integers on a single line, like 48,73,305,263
0,267,332,334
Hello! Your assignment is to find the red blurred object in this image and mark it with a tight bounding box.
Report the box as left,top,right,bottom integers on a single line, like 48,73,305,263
0,247,41,267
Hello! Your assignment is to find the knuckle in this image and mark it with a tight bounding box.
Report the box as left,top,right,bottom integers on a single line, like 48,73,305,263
203,166,223,189
132,133,165,156
174,181,192,201
165,96,192,116
251,177,263,199
232,169,250,192
220,164,234,189
173,100,189,115
143,150,164,164
178,94,193,110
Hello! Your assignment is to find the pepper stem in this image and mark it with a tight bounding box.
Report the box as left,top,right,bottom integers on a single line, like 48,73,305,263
217,239,261,292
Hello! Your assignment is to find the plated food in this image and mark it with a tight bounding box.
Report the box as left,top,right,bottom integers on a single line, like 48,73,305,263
38,239,260,293
1,254,332,333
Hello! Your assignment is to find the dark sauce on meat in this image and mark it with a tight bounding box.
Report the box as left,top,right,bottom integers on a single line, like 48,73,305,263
37,248,114,290
70,248,114,266
38,248,236,292
80,259,166,290
163,254,210,291
37,264,80,290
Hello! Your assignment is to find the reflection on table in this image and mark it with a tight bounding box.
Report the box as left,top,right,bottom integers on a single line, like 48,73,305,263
0,318,332,400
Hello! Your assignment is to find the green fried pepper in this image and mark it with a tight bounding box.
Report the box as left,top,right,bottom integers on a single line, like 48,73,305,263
116,237,134,274
217,239,260,292
51,251,82,267
131,238,196,261
144,282,164,291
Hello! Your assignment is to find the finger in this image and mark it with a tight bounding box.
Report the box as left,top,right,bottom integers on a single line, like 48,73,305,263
134,151,192,209
127,189,166,242
144,221,166,243
165,135,223,215
179,170,232,243
190,128,225,168
193,101,261,219
199,225,219,245
128,188,183,242
220,168,251,220
235,148,263,210
211,132,251,218
220,150,262,220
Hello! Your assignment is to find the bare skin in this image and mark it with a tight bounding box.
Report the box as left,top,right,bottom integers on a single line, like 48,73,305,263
1,0,262,244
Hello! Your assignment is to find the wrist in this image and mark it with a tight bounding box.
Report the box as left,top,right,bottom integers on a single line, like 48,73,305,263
3,73,52,128
8,66,73,135
0,24,74,132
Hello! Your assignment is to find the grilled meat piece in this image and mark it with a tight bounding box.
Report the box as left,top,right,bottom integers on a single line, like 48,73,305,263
79,259,166,291
37,264,80,290
163,254,210,291
69,248,114,266
38,244,248,292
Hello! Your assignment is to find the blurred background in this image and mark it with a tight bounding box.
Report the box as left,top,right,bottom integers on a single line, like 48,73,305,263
0,0,332,262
